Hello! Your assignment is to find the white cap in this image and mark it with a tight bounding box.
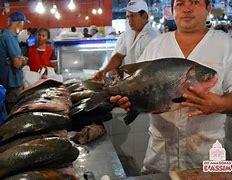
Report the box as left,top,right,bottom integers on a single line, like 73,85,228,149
106,27,116,35
125,0,148,14
90,25,98,31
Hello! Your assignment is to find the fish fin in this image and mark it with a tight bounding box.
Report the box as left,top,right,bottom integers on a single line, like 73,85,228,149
172,96,186,103
123,110,140,125
84,93,109,111
82,79,104,92
120,62,147,75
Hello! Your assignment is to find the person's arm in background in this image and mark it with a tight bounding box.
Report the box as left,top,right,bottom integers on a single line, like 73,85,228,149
94,52,125,81
11,56,27,69
94,32,127,81
4,33,27,69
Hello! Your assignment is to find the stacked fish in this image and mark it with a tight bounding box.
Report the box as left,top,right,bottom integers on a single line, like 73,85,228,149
0,79,80,179
66,79,114,144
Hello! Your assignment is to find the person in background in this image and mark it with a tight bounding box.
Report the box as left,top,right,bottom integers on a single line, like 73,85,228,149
93,0,160,80
26,27,38,47
111,0,232,175
27,28,57,72
71,26,76,32
0,12,30,113
105,27,117,39
89,25,99,37
83,27,92,38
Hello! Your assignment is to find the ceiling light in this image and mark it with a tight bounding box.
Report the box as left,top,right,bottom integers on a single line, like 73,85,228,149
68,0,76,11
35,0,45,14
92,8,97,15
50,4,57,14
97,8,103,14
55,11,61,19
85,16,89,20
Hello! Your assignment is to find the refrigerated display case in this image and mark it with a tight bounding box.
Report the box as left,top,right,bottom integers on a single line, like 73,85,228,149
54,38,117,81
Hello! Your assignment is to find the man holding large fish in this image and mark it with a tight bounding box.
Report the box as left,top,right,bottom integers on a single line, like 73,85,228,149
108,0,232,175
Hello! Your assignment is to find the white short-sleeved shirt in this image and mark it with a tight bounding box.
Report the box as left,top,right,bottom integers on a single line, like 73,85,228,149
138,29,232,172
117,22,160,64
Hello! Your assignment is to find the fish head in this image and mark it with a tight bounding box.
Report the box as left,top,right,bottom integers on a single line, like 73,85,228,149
184,63,218,92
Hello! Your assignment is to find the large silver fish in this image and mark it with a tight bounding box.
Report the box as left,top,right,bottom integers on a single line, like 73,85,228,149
83,58,218,125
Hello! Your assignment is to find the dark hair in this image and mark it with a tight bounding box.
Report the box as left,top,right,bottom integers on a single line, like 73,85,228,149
71,26,76,32
27,28,37,35
138,10,148,20
38,28,50,39
171,0,210,13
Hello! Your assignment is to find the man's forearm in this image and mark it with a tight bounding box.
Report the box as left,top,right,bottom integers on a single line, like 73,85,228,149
103,53,125,73
222,92,232,113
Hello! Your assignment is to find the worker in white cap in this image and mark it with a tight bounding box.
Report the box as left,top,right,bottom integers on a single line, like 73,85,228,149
94,0,160,80
89,25,100,38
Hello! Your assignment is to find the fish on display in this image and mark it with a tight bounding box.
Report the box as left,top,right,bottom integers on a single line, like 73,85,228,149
0,112,71,145
82,57,218,125
9,98,71,116
70,90,94,104
18,79,63,100
0,130,68,153
15,87,70,107
0,137,79,178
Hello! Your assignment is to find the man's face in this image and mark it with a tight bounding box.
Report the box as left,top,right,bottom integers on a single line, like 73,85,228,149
126,11,147,32
16,21,24,35
173,0,211,32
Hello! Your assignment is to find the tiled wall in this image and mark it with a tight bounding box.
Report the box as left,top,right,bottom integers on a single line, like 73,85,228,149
104,108,150,176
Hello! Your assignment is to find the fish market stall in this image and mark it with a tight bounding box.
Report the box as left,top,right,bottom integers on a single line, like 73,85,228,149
2,76,230,179
54,38,117,81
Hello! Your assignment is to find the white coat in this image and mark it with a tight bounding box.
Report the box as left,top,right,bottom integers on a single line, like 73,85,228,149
117,22,160,64
138,29,232,173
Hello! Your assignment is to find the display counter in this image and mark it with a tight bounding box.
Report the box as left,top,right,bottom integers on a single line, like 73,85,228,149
73,135,126,179
73,133,171,180
54,38,117,81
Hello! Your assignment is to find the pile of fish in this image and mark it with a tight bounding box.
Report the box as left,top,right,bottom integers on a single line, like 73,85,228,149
0,79,80,179
0,78,115,179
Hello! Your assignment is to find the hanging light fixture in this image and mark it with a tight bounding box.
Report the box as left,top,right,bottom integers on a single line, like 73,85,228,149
35,0,46,14
68,0,76,11
92,8,97,15
50,4,57,14
97,8,102,14
85,16,89,20
55,11,61,19
97,0,103,15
